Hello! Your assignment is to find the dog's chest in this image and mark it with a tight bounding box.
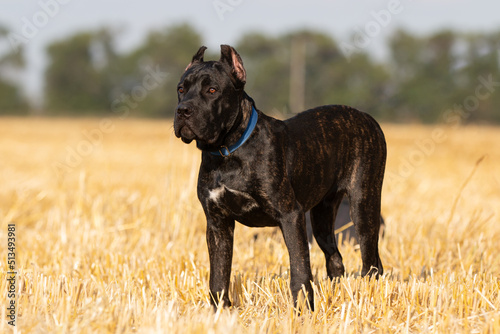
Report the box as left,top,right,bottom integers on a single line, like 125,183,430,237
207,184,259,216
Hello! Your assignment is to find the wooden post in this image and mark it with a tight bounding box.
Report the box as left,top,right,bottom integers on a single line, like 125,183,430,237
289,36,306,115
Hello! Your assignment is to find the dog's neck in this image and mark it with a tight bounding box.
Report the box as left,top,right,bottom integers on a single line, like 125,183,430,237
223,95,254,146
197,94,256,155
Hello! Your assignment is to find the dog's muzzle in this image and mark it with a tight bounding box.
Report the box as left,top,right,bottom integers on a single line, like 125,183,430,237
174,104,197,143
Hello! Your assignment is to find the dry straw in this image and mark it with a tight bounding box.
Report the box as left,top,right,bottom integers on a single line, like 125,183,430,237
0,118,499,333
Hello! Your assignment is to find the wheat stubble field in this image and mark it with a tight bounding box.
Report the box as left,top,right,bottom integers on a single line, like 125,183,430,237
0,117,499,333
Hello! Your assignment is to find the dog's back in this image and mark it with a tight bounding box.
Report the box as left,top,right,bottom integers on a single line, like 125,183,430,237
283,105,386,211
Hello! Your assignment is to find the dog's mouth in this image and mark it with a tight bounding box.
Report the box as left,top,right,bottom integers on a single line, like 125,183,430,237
175,124,196,143
174,117,221,147
175,123,218,145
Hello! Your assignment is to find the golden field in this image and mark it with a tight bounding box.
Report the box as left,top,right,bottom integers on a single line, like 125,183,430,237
0,117,499,333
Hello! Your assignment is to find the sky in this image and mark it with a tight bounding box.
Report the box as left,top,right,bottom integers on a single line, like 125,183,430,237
1,0,500,103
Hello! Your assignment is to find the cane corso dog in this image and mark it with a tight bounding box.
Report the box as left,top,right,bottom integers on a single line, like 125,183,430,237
174,45,386,310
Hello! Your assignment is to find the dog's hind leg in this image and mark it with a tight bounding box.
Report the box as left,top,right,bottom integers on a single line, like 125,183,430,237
349,188,384,277
310,191,345,279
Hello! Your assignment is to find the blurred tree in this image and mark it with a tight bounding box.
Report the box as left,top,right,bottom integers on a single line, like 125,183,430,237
387,29,462,123
460,31,500,123
38,22,500,123
291,30,345,109
388,29,429,122
44,24,202,116
236,33,290,115
236,30,389,120
0,25,29,114
291,30,389,119
112,23,203,117
44,28,119,114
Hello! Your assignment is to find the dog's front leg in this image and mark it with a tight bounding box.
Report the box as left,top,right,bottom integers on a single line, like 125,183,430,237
280,209,314,311
206,216,235,308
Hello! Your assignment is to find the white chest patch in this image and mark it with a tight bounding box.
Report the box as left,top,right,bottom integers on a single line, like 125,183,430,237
208,186,226,203
207,185,259,213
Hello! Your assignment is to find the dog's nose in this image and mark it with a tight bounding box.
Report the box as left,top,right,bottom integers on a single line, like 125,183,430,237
176,106,192,118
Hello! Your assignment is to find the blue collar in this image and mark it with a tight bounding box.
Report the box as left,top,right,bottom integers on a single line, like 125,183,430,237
210,106,258,157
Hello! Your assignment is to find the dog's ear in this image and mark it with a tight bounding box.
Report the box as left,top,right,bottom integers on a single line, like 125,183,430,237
219,45,246,89
185,46,207,72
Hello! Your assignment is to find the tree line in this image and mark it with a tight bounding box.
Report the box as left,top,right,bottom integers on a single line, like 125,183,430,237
1,22,499,123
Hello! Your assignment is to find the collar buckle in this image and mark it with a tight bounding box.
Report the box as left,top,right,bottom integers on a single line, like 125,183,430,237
218,146,231,157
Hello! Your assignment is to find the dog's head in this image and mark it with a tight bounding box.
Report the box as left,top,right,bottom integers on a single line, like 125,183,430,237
174,45,247,149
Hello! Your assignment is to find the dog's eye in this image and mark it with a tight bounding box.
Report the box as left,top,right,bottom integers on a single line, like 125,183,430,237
178,87,184,94
208,87,217,94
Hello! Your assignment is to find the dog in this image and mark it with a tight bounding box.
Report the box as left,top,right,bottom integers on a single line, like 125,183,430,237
174,45,386,310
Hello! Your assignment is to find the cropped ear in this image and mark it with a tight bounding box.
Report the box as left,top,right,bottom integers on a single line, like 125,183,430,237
184,46,207,71
219,44,246,89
